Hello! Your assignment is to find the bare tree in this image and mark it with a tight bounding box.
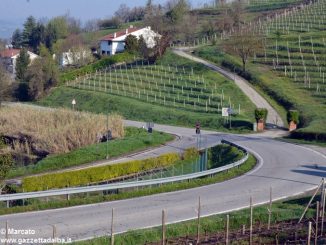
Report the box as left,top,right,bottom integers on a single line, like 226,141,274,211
84,19,100,32
0,64,13,107
223,28,264,72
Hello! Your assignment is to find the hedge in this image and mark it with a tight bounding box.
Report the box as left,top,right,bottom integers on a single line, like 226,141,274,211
287,110,299,124
59,52,136,84
254,108,268,122
22,152,181,192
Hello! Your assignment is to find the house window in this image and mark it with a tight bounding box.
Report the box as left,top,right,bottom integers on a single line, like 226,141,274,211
107,51,110,55
108,41,112,46
102,50,106,55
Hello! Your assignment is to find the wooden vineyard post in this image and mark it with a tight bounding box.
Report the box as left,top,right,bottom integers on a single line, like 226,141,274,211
315,201,319,245
299,180,323,223
52,225,57,245
268,187,272,230
197,196,201,243
225,214,229,245
321,189,326,236
250,196,253,245
308,221,312,245
162,210,166,245
111,208,115,245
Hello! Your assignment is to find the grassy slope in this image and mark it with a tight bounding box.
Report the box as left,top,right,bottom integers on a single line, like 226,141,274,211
8,128,173,178
194,45,326,138
40,51,256,132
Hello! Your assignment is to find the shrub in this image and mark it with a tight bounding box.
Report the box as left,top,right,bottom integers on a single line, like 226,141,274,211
254,108,268,122
287,110,299,124
182,148,199,160
22,152,181,191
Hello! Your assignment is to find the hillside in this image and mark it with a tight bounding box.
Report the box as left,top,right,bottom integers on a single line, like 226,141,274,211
194,0,326,141
40,51,256,132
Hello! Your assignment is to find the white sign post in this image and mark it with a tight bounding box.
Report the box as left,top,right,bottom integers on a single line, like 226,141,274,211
222,108,229,117
72,99,76,110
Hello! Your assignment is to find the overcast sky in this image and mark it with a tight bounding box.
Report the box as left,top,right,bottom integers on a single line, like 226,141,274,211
0,0,210,38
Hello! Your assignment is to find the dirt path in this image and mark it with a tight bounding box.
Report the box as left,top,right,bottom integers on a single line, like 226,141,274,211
173,48,285,128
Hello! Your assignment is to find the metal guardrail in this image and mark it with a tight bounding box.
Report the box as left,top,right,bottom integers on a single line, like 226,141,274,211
0,141,249,202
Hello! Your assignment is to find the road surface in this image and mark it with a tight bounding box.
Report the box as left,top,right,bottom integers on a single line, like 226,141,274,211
0,121,325,242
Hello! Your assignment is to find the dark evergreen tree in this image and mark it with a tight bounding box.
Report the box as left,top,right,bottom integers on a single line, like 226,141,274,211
30,23,46,53
22,16,36,47
12,29,23,48
15,48,30,82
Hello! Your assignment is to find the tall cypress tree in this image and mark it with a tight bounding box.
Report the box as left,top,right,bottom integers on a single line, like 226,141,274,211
22,16,36,47
12,29,23,48
15,48,30,82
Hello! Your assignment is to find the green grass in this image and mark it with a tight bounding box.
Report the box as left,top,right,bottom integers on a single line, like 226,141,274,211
41,51,256,132
73,192,316,245
1,154,256,215
7,128,174,178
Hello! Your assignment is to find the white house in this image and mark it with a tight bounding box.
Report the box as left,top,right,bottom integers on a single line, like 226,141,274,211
0,48,38,77
59,49,93,67
99,26,160,56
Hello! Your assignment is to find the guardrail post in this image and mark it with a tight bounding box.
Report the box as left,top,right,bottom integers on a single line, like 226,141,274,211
6,200,9,208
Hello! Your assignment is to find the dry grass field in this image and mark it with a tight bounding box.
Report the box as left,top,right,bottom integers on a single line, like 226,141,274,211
0,106,124,160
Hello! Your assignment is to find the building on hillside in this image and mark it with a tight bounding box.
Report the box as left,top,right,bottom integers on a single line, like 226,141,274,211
59,49,93,67
0,48,38,77
99,26,160,56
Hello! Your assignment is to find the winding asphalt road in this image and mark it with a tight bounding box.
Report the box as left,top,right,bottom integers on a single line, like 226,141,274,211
0,121,325,242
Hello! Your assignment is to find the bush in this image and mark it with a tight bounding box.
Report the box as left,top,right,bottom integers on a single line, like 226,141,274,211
182,148,199,160
22,152,181,191
287,110,299,124
254,108,268,122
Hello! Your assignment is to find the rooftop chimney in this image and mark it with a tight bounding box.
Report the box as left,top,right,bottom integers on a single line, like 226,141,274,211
130,25,134,28
114,32,117,38
126,29,128,34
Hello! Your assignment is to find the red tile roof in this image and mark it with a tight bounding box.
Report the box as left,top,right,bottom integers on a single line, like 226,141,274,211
0,49,20,58
100,27,140,41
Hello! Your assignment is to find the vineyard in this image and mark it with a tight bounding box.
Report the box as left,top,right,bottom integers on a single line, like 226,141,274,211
67,63,234,114
193,0,326,139
62,52,256,131
252,0,326,137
